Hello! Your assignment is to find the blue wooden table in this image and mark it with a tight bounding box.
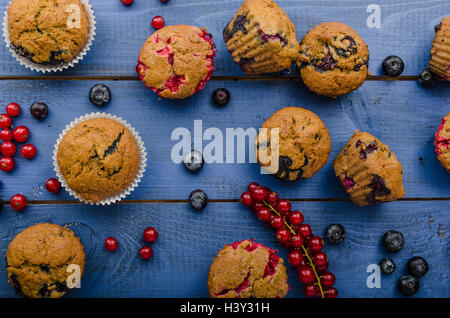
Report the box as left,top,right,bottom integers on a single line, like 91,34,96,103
0,0,448,298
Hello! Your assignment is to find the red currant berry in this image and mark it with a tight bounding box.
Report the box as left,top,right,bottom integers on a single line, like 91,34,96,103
139,246,154,259
276,228,291,244
12,126,30,143
240,191,253,206
298,266,315,284
320,271,336,287
290,234,304,248
325,287,338,298
45,178,61,193
289,210,304,225
10,194,27,211
266,191,278,204
161,0,169,2
288,250,303,267
316,262,329,273
270,215,284,229
143,227,158,243
251,186,267,202
0,114,12,129
0,142,16,157
250,201,263,213
120,0,133,5
0,129,12,142
6,103,21,117
151,16,165,29
303,284,320,297
298,224,313,238
313,252,328,266
247,182,259,192
0,156,15,172
105,237,118,252
257,207,271,222
20,144,36,159
308,236,324,252
276,199,291,215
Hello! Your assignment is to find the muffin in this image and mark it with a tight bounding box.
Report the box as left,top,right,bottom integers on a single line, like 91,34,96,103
7,0,90,65
429,17,450,80
136,25,216,99
256,107,331,181
57,117,140,203
223,0,299,75
333,130,405,206
207,240,288,298
434,113,450,172
297,22,369,97
6,223,86,298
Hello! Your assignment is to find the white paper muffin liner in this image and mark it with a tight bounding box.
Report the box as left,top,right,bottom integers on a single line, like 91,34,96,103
3,0,96,73
53,112,147,205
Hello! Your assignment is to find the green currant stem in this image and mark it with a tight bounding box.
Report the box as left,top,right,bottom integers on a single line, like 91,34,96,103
263,200,325,299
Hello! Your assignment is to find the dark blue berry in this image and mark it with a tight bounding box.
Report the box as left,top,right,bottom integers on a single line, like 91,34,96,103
89,84,111,107
182,150,204,172
418,69,435,87
325,224,346,244
379,258,396,274
189,189,208,210
382,55,404,77
382,230,405,252
212,88,230,106
30,102,48,120
407,256,429,277
397,275,419,296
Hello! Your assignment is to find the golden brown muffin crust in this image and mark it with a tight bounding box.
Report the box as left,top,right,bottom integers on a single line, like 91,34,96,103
57,118,140,203
256,107,331,181
435,112,450,172
6,223,86,298
7,0,90,64
429,17,450,79
333,130,405,206
297,22,369,97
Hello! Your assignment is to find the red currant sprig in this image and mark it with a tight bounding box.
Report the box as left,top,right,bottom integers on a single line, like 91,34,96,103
240,183,338,298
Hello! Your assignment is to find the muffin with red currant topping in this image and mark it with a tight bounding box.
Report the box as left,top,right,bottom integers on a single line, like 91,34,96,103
297,22,369,97
136,25,216,99
6,223,86,298
255,107,331,181
333,130,405,207
435,112,450,172
223,0,299,75
429,17,450,80
207,239,288,298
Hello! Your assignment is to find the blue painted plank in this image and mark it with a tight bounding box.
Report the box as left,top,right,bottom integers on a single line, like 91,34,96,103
0,201,447,298
0,80,448,201
0,0,448,76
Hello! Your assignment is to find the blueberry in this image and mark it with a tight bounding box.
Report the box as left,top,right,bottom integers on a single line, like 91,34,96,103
182,150,204,172
30,102,48,120
89,84,111,107
212,88,230,106
418,69,435,87
397,275,419,296
382,55,404,77
382,230,405,252
379,258,396,274
407,256,429,277
189,189,208,211
325,224,346,244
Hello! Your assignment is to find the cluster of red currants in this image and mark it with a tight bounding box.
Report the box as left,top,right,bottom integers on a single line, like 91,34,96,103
240,182,338,298
105,226,159,260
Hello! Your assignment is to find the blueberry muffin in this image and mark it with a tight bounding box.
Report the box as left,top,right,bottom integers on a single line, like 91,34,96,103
7,0,90,64
435,113,450,172
223,0,299,75
207,240,288,298
429,17,450,80
57,118,140,203
136,25,216,99
297,22,369,97
256,107,331,181
333,130,405,206
6,223,86,298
